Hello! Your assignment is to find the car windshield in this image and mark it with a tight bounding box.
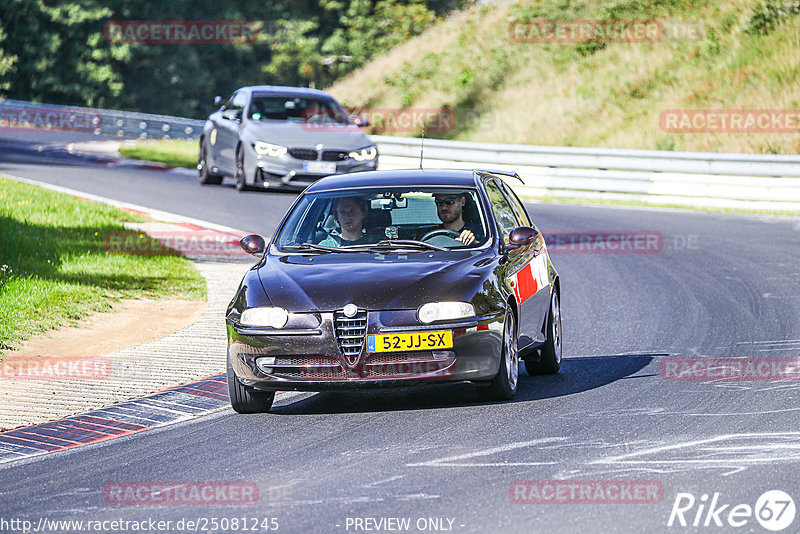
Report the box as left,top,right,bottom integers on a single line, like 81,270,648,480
248,95,350,125
276,187,490,252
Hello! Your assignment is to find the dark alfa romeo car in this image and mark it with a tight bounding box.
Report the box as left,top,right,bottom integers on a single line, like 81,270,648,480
226,169,561,413
198,85,377,191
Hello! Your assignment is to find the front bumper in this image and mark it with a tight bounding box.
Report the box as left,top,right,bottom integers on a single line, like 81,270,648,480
246,144,378,189
227,311,504,392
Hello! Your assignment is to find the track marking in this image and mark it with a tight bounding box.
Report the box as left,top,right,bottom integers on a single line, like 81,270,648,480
406,437,567,467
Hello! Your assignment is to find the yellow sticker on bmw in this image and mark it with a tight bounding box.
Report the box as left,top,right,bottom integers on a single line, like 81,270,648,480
367,331,453,353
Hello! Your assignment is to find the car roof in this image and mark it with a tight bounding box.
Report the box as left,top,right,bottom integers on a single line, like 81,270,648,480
241,85,334,99
305,169,487,192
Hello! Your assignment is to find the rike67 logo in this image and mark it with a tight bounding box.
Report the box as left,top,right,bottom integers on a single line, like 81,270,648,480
668,490,795,531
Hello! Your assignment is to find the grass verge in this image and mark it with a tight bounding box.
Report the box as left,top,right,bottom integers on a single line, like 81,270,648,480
0,176,206,355
119,139,199,169
329,0,800,155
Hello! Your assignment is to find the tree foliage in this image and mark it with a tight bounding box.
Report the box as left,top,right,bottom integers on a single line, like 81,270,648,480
0,0,469,117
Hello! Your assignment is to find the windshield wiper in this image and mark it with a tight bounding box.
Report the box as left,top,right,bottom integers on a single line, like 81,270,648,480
282,243,341,254
343,240,447,252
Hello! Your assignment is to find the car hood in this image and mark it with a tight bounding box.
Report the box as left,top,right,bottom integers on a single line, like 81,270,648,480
243,121,372,149
257,250,494,312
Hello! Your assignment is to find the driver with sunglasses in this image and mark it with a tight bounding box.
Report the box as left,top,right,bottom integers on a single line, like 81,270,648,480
432,192,482,245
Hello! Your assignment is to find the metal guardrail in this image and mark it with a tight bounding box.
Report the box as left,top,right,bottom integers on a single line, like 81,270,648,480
372,135,800,178
0,98,205,140
372,136,800,207
2,99,799,208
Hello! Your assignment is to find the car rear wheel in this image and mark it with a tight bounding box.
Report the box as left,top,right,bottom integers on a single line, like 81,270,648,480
480,311,519,401
525,290,562,375
234,147,249,192
198,141,223,185
227,351,274,413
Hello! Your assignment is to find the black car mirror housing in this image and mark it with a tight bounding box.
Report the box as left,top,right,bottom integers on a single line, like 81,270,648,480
351,115,370,127
222,109,241,121
504,226,540,255
240,234,266,255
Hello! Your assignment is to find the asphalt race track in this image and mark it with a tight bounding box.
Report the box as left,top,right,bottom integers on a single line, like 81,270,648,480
2,131,800,533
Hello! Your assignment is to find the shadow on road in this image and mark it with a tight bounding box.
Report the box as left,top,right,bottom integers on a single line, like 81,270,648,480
270,353,661,415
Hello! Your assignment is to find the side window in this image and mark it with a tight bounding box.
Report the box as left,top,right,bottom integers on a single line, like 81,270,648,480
485,179,518,244
223,92,245,118
232,92,247,110
497,180,531,227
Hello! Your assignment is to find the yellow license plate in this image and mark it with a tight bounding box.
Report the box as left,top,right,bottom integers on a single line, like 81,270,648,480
367,331,453,353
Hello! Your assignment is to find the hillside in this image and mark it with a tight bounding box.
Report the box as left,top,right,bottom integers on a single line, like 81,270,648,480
328,0,800,154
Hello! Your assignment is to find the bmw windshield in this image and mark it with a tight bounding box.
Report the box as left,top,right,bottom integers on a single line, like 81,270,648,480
248,94,351,125
275,187,490,252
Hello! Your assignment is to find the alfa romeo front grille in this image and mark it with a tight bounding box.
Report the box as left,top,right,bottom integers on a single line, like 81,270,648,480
334,310,367,360
288,148,317,160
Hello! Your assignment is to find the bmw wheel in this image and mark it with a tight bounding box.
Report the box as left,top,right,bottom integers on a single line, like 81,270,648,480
198,140,223,185
525,290,562,375
227,351,274,413
234,146,249,192
481,311,519,401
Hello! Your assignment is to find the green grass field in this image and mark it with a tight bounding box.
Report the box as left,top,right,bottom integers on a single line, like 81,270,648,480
119,139,199,169
330,0,800,155
0,176,206,355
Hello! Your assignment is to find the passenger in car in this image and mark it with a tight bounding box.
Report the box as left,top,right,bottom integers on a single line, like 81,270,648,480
318,196,371,247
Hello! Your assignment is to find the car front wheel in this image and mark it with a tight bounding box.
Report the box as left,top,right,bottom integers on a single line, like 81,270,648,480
480,310,519,401
198,141,223,185
234,147,249,192
227,351,274,413
525,290,562,375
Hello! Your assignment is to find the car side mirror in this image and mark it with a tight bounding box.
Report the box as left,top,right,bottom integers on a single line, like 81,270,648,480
214,95,224,107
351,115,369,127
503,226,540,254
240,234,266,255
222,108,241,121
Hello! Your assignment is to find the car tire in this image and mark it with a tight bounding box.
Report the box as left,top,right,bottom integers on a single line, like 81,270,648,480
198,141,223,185
234,146,249,192
525,290,562,375
480,311,519,401
227,351,274,413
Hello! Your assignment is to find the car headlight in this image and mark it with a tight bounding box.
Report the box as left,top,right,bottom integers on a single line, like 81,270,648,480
240,307,289,328
348,146,377,162
418,302,475,324
253,141,288,157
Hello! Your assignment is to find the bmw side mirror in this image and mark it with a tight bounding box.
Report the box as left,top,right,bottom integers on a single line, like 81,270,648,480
240,234,266,255
504,226,540,254
222,109,241,121
351,115,369,127
214,95,224,107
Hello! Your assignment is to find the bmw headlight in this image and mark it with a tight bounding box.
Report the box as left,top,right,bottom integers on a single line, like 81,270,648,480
253,141,288,157
418,302,475,324
348,145,377,162
240,307,289,328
